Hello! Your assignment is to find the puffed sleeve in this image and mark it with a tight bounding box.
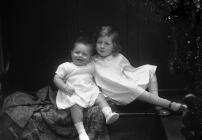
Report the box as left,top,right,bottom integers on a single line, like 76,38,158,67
55,62,71,78
120,54,136,71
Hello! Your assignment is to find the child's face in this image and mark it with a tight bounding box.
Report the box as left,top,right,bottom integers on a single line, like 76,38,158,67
96,36,114,57
71,43,91,66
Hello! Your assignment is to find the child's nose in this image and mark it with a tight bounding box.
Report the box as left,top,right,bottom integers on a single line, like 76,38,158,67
100,43,105,49
78,53,83,57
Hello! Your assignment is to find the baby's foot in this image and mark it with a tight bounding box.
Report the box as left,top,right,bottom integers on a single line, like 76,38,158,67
106,112,119,124
79,131,89,140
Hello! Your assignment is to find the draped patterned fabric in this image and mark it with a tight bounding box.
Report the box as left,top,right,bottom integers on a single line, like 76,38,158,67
1,86,110,140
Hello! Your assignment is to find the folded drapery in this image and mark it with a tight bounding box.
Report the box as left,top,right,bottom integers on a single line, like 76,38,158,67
1,86,110,140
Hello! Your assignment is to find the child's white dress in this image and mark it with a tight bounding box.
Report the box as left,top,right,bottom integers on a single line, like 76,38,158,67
93,53,157,105
55,62,100,109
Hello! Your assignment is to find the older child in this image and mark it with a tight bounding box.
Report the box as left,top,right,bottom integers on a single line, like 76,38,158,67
93,26,187,112
54,36,119,140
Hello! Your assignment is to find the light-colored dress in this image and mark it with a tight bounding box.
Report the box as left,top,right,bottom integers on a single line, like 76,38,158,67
55,62,100,109
93,53,157,105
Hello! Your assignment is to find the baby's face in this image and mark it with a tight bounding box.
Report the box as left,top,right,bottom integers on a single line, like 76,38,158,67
96,36,114,57
71,43,91,66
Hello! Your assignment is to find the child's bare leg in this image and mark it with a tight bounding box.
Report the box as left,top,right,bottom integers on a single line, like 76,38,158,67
137,91,187,112
96,94,119,124
70,105,89,140
148,74,169,114
148,74,158,96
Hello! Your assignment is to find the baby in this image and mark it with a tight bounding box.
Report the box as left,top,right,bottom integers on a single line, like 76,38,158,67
53,36,119,140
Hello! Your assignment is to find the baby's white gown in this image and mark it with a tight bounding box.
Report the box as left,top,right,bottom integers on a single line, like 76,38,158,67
93,53,157,105
55,62,100,109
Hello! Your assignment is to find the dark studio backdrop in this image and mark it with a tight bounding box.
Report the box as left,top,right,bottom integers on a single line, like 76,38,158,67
1,0,191,94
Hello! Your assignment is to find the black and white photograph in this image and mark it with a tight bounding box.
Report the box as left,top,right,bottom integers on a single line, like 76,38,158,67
0,0,202,140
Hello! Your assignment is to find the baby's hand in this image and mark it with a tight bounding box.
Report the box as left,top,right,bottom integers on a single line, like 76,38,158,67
64,86,75,96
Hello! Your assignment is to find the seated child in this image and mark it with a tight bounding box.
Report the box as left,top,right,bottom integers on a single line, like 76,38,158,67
93,26,187,112
53,36,119,140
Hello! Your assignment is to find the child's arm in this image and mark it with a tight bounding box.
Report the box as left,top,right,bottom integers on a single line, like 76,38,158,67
120,54,135,71
53,74,75,95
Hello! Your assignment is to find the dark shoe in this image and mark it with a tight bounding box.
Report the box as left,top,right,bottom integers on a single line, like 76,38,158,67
168,102,187,115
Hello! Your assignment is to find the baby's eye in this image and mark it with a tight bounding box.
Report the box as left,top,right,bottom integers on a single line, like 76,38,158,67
82,53,87,56
97,41,102,44
74,51,80,54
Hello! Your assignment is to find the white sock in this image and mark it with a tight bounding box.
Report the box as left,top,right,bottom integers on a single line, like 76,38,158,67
138,91,185,112
138,91,171,109
75,122,89,140
102,106,112,118
74,122,85,134
79,132,89,140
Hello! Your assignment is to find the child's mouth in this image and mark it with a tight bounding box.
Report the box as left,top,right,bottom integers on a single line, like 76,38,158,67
76,59,83,62
99,50,105,53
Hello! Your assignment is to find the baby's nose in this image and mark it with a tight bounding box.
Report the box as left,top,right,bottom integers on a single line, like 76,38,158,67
78,53,83,57
100,43,105,48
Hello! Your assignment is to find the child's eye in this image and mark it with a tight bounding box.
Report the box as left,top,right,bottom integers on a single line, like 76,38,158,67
105,42,110,45
97,41,102,44
82,53,87,56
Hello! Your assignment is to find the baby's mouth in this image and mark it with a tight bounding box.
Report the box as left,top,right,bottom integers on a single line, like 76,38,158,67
76,59,83,62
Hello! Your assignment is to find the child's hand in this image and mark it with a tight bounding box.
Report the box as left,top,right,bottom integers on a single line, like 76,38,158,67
64,86,75,96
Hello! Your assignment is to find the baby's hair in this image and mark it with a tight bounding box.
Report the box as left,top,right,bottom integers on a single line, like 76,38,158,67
96,26,121,55
72,36,95,55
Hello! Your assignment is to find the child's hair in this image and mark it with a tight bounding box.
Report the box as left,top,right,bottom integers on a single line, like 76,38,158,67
95,26,121,55
72,36,95,55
